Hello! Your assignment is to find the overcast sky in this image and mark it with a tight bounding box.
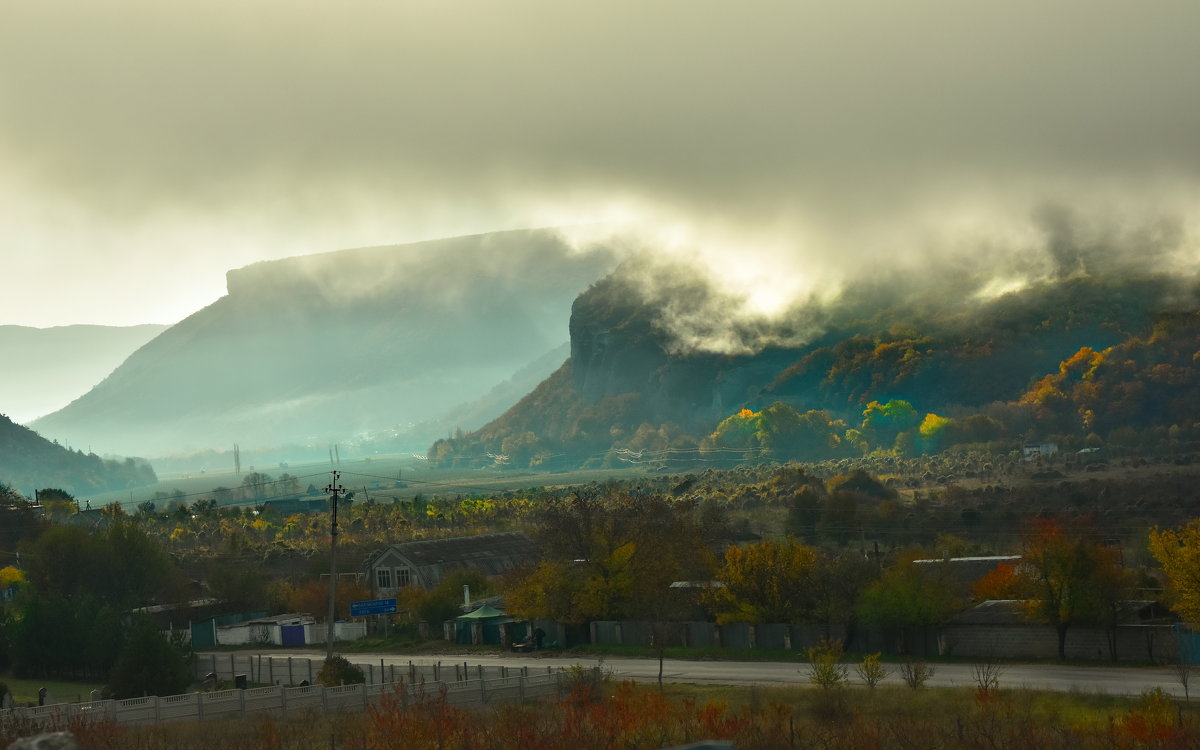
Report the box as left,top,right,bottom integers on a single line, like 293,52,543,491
3,1,1199,328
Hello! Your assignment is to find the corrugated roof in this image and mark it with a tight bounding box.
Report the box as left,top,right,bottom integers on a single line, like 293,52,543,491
380,531,539,573
457,603,509,620
949,599,1173,627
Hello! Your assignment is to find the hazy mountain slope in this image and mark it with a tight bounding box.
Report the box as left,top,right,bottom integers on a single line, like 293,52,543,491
31,230,614,457
0,324,167,423
429,263,1200,468
0,415,156,495
412,342,571,439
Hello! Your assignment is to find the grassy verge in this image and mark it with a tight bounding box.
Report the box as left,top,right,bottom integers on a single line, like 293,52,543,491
0,675,103,707
27,680,1200,750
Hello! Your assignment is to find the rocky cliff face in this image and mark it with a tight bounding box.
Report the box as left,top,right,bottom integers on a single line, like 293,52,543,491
566,271,808,431
568,274,671,404
432,263,1199,469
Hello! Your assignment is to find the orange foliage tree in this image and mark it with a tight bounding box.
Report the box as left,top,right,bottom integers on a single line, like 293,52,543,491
290,577,371,621
981,518,1128,659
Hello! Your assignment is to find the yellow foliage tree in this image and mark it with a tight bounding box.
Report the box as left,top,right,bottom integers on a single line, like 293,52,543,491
1149,520,1200,624
706,539,820,624
0,565,25,589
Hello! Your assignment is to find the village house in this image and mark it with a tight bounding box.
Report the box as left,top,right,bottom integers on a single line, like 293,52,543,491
365,531,539,597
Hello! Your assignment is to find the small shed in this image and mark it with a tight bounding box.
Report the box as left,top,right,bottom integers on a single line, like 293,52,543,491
453,604,513,646
217,613,314,647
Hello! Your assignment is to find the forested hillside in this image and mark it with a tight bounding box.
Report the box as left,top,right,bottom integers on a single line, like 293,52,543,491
0,414,156,494
430,265,1200,469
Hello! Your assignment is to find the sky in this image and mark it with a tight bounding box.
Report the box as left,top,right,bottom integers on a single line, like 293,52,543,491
3,1,1199,329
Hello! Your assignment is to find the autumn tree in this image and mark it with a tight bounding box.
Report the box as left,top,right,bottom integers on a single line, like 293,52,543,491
19,518,183,608
1149,519,1200,625
36,488,77,522
860,399,920,453
208,561,290,614
706,538,820,624
407,568,494,625
704,408,762,455
704,403,847,461
858,551,962,654
983,518,1125,659
809,550,878,642
289,577,370,622
506,488,715,624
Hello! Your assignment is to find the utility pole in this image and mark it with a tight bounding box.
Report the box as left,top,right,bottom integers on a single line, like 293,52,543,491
324,470,346,661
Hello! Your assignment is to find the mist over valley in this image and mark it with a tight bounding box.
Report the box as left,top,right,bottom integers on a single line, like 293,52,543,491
25,230,613,468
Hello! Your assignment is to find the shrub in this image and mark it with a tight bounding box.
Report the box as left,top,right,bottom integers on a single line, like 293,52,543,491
317,656,365,687
899,658,934,690
855,652,888,689
806,638,848,690
972,657,1004,695
556,661,613,704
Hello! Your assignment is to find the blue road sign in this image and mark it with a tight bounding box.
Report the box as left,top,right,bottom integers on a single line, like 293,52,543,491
350,598,398,617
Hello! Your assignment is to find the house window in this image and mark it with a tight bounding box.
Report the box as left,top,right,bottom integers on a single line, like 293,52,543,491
376,568,392,589
396,567,411,587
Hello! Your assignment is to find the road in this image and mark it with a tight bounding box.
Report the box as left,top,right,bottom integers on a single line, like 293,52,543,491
208,650,1192,699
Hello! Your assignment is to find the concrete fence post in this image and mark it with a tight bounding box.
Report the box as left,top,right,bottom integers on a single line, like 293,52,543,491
196,692,204,721
153,696,161,723
281,684,288,715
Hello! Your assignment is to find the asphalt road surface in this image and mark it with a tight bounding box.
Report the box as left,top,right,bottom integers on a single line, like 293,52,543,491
215,650,1191,699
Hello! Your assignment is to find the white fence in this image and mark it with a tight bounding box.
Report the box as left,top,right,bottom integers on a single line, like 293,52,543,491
1,658,561,730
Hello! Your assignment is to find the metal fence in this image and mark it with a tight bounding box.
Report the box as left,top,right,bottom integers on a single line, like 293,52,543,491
194,653,545,686
1,659,561,730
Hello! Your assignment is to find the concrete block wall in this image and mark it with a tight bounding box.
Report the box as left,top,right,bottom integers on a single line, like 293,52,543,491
941,625,1178,662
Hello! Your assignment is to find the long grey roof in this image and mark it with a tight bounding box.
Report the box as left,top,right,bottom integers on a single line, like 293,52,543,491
377,531,539,572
